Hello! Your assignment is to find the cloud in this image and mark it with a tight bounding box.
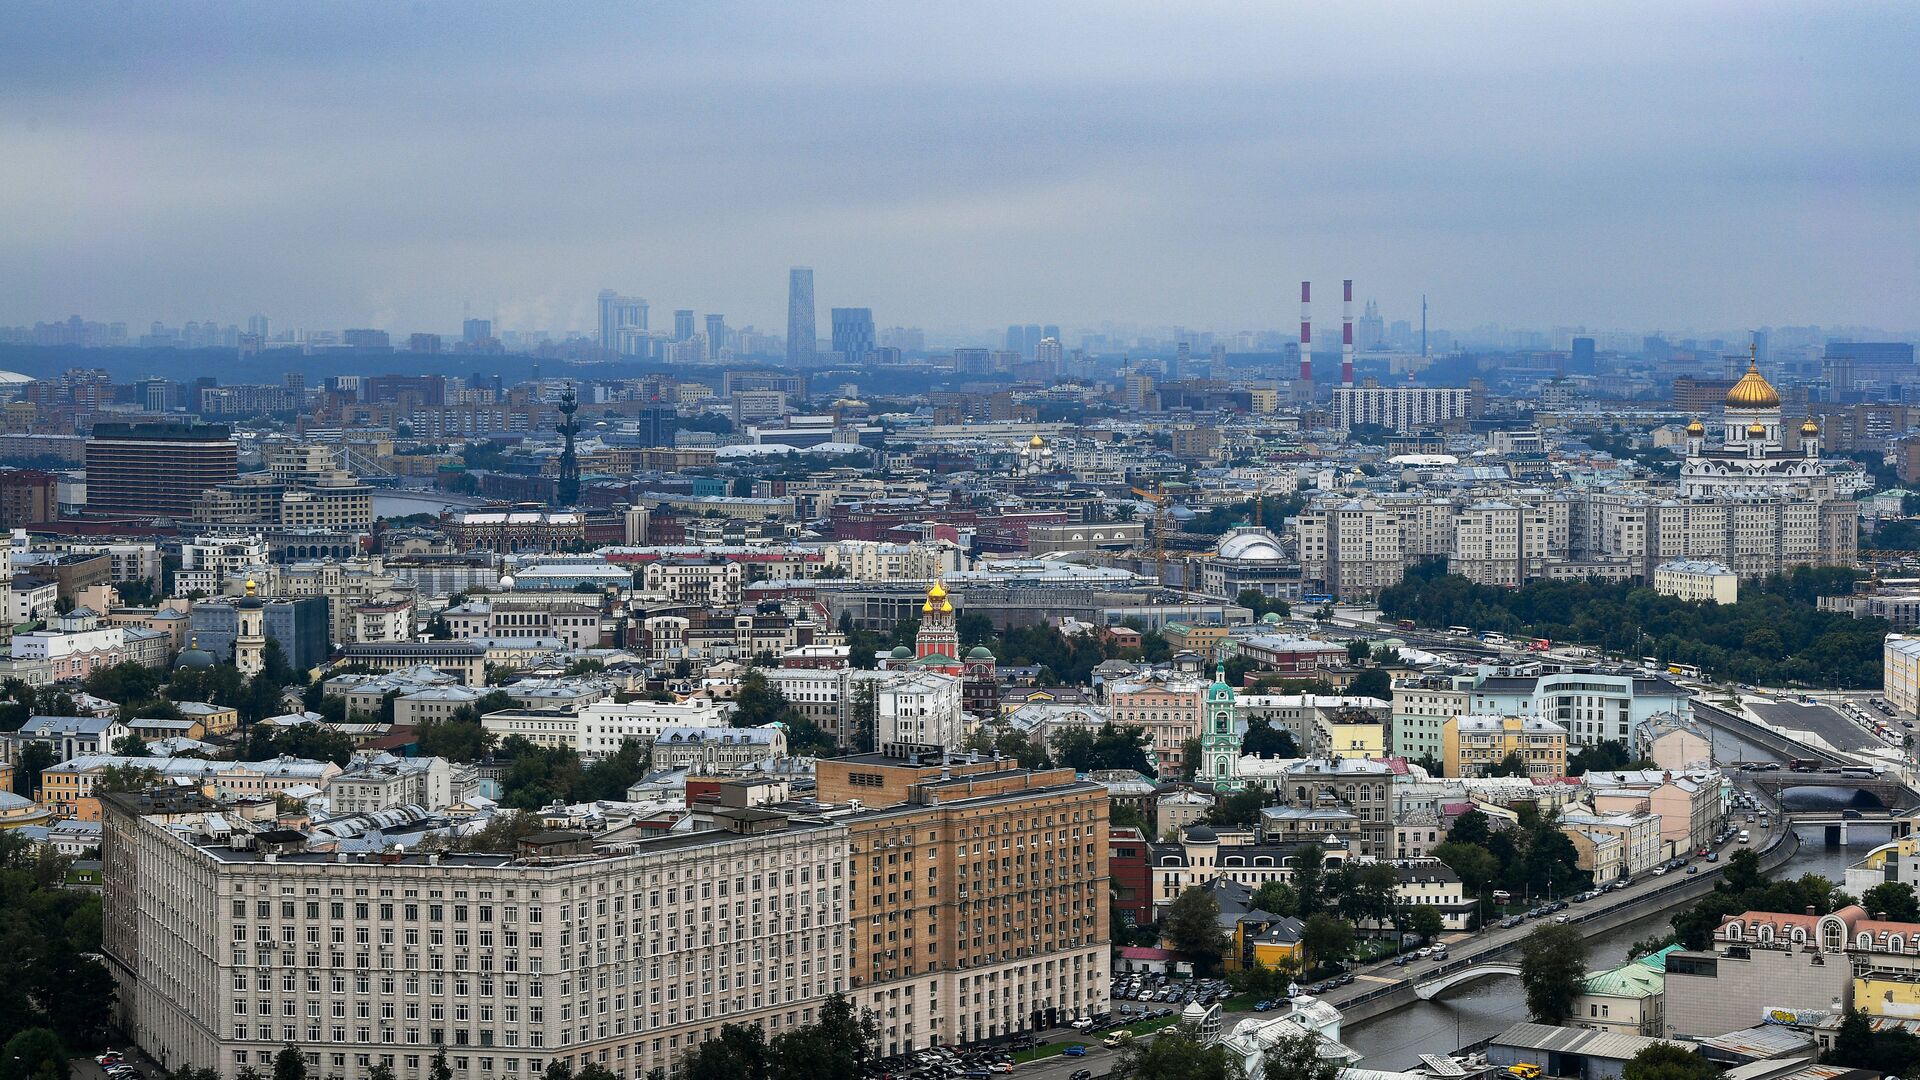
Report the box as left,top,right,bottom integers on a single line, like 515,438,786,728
0,1,1915,338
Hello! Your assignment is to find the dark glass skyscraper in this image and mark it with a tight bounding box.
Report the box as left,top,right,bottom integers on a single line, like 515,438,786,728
831,307,875,362
786,267,815,365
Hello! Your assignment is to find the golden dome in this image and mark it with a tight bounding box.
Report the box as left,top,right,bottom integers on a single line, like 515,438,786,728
927,580,947,600
1029,434,1046,448
1725,358,1781,409
940,600,953,613
244,577,258,596
1801,418,1819,436
1686,418,1705,436
1747,421,1767,437
922,599,935,614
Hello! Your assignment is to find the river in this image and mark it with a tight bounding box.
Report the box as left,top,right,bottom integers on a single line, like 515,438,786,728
370,490,479,519
1343,722,1886,1069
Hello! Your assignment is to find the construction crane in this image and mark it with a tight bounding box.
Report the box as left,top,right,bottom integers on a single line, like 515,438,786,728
1130,485,1170,585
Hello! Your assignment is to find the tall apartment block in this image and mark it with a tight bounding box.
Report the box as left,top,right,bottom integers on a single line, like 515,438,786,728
84,422,238,518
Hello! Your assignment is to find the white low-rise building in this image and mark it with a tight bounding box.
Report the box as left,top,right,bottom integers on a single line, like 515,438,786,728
1653,559,1738,605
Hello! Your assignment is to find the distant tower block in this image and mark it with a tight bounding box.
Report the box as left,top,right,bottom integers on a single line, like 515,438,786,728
1299,281,1313,381
1341,279,1355,387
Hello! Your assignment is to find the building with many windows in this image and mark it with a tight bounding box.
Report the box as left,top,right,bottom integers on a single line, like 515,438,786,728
84,422,238,519
102,791,851,1080
1442,715,1568,778
1330,384,1473,434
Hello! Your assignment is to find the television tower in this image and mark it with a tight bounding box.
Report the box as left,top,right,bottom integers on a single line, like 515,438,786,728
555,384,581,507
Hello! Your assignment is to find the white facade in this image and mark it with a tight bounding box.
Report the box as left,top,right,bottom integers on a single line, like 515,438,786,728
1888,635,1920,717
1653,560,1738,605
1332,385,1473,433
876,673,965,753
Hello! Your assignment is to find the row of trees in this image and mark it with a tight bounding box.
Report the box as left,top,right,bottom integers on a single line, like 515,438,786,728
677,992,878,1080
1380,560,1882,687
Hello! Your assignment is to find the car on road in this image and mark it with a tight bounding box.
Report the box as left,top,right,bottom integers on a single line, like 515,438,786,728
1103,1032,1133,1049
1254,1000,1274,1011
1687,865,1700,875
989,1064,1014,1074
1063,1046,1088,1058
1070,1072,1093,1080
1071,1016,1094,1031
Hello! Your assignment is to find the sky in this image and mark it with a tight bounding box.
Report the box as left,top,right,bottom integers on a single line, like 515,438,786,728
2,1,1917,341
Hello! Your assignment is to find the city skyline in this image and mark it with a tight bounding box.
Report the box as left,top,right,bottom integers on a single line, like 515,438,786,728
4,3,1917,334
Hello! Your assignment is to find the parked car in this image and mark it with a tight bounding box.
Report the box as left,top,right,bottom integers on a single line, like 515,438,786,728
1070,1072,1093,1080
1063,1046,1088,1058
1254,1000,1274,1012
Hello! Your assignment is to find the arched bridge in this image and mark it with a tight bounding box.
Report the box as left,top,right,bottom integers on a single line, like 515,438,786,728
1414,964,1521,1000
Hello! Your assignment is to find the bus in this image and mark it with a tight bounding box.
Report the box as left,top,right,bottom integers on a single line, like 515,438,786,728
1446,626,1472,636
1527,637,1552,652
1396,619,1416,631
1482,632,1510,646
1667,663,1702,679
1302,593,1334,605
1640,656,1661,670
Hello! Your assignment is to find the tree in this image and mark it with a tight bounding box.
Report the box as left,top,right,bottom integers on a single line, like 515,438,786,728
273,1044,307,1080
0,1028,67,1080
14,742,53,798
1345,863,1402,927
1112,1029,1243,1080
1621,1044,1718,1080
110,733,150,757
1862,881,1920,923
1253,881,1300,919
1345,639,1370,663
1260,1028,1342,1080
1486,750,1529,778
681,1022,775,1080
1208,788,1272,829
1411,904,1446,944
1162,886,1227,973
429,1049,452,1080
1347,668,1391,701
368,1065,396,1080
1241,721,1299,759
541,1063,574,1080
1519,923,1589,1023
1180,736,1203,782
1301,913,1354,972
415,713,494,761
1721,848,1765,893
770,992,880,1080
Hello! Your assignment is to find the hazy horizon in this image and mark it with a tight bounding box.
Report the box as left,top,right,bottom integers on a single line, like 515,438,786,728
4,2,1916,337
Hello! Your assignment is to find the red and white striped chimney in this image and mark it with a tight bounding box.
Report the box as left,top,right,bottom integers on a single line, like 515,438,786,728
1299,281,1312,382
1341,278,1355,386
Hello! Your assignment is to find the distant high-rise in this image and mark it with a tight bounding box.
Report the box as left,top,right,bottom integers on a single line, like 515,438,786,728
597,291,648,355
1023,324,1042,360
1036,337,1063,374
461,318,491,345
246,314,269,339
1571,337,1596,374
786,267,815,365
673,309,696,342
1006,326,1024,355
831,308,876,363
1043,324,1061,345
705,314,726,357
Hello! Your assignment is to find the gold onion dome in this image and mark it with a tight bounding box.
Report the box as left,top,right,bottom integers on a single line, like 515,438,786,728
1686,418,1705,436
1029,434,1046,448
1726,359,1781,409
1801,418,1819,436
1747,421,1767,437
927,580,947,600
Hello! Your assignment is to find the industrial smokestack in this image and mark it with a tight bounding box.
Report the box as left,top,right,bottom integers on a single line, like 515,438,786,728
1299,281,1312,382
1341,279,1355,387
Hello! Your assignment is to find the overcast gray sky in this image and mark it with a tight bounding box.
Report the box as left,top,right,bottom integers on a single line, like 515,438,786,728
3,1,1916,339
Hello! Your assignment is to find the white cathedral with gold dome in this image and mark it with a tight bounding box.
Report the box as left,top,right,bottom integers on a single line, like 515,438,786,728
1678,348,1836,500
